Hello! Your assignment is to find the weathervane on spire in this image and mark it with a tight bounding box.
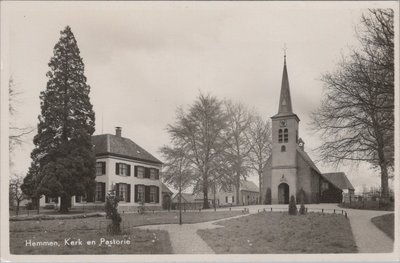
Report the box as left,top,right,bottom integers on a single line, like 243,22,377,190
282,43,287,65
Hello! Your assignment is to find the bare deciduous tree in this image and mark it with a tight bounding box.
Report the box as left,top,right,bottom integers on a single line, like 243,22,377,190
223,101,253,205
311,9,394,204
166,93,227,209
247,114,272,203
160,146,194,224
9,174,25,216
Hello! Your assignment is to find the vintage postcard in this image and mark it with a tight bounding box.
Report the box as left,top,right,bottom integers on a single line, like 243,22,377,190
1,1,399,262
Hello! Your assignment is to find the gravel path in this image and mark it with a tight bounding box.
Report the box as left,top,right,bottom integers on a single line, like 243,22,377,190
136,204,394,254
137,213,249,254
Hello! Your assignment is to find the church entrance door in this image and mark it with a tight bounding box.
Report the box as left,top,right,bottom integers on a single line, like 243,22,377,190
278,183,289,204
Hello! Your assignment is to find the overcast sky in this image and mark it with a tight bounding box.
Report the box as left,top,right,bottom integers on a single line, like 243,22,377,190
2,1,396,192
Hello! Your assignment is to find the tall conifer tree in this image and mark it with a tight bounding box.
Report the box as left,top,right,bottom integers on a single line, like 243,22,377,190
22,26,96,213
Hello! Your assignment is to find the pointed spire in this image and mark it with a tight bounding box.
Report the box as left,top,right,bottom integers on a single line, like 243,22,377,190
277,54,293,114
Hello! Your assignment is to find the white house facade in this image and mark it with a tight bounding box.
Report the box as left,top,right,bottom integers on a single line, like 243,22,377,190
40,127,163,212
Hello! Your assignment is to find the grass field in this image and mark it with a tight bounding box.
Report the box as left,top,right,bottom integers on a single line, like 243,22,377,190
198,212,358,253
371,213,394,240
10,211,241,254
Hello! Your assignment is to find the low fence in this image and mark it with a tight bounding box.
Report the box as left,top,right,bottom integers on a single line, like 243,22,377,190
255,207,348,218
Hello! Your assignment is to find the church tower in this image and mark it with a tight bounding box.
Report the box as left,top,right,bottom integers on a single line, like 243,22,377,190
270,55,300,204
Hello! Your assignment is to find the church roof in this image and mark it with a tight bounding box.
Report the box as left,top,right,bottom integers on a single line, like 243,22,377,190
272,57,299,120
322,172,355,191
296,149,321,174
92,134,162,165
240,180,259,193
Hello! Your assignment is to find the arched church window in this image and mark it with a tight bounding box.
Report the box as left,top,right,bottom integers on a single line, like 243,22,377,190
281,145,286,152
278,129,283,143
284,129,288,143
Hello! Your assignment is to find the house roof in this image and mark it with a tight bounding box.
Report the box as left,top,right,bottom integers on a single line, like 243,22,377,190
296,149,321,174
171,193,197,203
240,180,259,193
322,172,355,191
92,134,162,165
161,183,173,195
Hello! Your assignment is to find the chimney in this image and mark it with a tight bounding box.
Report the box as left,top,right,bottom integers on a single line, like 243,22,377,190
115,127,122,137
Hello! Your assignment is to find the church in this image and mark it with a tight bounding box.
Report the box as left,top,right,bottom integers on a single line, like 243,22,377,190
261,56,354,204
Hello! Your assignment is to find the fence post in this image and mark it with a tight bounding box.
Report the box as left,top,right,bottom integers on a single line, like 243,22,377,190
271,207,273,212
334,209,335,214
345,212,347,218
322,208,324,213
341,210,343,215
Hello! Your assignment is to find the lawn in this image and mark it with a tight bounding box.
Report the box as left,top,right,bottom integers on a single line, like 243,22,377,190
198,212,358,253
371,213,394,240
10,211,240,254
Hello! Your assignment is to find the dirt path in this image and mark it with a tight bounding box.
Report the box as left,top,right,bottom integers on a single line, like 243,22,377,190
136,214,249,254
137,204,394,254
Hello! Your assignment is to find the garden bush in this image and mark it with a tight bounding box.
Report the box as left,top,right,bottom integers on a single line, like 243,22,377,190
105,188,122,234
288,195,297,215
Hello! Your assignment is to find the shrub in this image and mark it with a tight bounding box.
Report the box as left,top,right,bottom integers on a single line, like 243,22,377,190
264,188,272,205
43,204,55,210
288,195,297,215
105,187,122,234
299,200,306,215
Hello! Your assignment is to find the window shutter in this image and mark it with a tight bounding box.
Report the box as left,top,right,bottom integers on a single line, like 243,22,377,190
155,169,159,180
226,196,228,203
145,168,150,178
45,196,49,203
134,185,138,202
115,163,120,175
134,166,138,177
102,162,106,175
116,183,120,200
233,196,235,203
145,186,150,203
101,183,106,202
156,186,160,203
127,184,131,203
127,165,131,176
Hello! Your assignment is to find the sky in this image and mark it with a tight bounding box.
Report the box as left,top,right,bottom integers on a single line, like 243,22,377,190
1,1,396,193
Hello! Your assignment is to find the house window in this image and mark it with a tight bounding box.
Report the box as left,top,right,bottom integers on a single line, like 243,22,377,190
150,186,157,202
116,163,130,176
45,196,58,203
278,129,283,143
117,184,128,201
137,166,145,178
75,194,87,203
150,169,158,180
137,185,145,202
281,145,286,152
232,196,235,203
96,162,105,176
227,185,232,192
95,183,104,201
284,129,288,143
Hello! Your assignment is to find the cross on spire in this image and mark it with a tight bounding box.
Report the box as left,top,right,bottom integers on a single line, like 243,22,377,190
282,43,287,65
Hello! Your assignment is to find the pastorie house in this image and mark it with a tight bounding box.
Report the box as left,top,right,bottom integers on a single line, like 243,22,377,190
261,57,354,204
40,127,164,212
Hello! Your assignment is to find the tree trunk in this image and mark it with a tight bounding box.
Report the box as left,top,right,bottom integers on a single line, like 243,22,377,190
213,179,216,211
379,162,389,206
179,184,182,225
203,173,209,209
16,200,20,216
236,172,240,205
258,171,262,204
59,194,70,213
